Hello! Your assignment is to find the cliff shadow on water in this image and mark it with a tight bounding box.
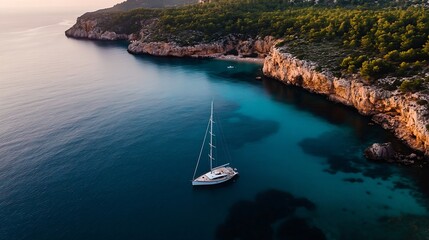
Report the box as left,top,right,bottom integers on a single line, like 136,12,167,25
261,76,413,152
261,76,429,209
67,37,129,49
68,35,266,84
129,53,265,82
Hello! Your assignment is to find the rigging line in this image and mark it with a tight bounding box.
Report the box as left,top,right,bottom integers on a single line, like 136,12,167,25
192,118,211,180
214,122,218,165
215,115,223,162
216,114,232,163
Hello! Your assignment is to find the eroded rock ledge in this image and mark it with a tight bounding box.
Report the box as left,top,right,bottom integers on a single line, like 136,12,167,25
127,35,276,58
263,47,429,155
65,19,129,40
65,18,276,58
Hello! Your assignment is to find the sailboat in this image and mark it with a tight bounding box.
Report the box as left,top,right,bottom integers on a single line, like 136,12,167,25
192,101,238,186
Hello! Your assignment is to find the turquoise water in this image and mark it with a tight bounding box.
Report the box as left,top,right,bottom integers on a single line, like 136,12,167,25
1,11,429,240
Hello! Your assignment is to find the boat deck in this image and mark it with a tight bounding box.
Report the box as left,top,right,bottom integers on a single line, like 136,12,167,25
194,167,237,182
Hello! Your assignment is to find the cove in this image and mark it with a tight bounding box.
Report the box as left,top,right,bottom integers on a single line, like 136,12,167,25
1,12,429,240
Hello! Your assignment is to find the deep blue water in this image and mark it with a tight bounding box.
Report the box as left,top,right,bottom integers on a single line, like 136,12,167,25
1,11,429,240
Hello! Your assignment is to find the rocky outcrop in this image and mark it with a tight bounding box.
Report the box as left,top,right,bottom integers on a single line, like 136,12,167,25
65,18,129,40
263,47,429,155
364,143,396,162
128,40,232,58
127,35,277,58
65,17,277,58
364,142,423,165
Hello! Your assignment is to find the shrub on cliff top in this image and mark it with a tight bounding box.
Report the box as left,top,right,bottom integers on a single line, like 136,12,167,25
89,2,429,79
340,55,368,73
399,79,424,92
360,58,392,80
417,99,428,105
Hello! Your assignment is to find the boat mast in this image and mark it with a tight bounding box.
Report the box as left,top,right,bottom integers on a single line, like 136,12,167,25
209,101,215,173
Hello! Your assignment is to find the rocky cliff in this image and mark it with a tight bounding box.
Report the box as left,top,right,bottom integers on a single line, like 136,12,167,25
65,18,130,40
65,18,277,58
263,47,429,155
127,35,277,58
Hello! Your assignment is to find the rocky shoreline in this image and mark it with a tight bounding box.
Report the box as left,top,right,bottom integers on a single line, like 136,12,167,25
263,47,429,156
65,17,277,59
364,142,424,165
65,19,429,157
126,35,277,59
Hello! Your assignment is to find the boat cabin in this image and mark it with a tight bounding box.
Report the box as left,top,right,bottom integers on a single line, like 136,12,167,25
206,171,227,180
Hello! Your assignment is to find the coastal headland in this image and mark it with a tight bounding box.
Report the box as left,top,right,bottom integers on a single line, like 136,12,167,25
65,2,429,156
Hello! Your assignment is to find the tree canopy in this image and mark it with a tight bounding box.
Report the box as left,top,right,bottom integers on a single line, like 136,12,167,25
88,0,429,80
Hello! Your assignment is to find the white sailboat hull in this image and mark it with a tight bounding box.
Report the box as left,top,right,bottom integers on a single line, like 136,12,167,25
192,166,238,186
191,102,239,186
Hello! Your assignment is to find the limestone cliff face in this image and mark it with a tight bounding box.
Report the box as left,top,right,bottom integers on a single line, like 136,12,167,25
127,35,277,58
66,17,276,58
128,40,232,58
263,47,429,155
65,18,130,41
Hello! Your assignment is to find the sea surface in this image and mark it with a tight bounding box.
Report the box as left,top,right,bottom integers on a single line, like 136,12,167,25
1,11,429,240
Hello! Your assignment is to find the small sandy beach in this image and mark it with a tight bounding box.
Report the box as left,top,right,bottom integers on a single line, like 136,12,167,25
216,55,265,64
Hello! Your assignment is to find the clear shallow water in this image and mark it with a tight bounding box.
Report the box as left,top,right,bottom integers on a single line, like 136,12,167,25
1,11,429,240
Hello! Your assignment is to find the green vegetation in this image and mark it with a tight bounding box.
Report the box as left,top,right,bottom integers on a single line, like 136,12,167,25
87,0,429,80
399,79,425,92
417,99,428,105
100,0,197,11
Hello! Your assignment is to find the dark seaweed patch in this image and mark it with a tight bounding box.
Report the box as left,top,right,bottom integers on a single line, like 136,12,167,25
299,130,395,180
216,112,279,149
375,214,429,240
325,156,362,175
277,218,326,240
343,178,364,183
393,181,412,190
215,189,325,240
